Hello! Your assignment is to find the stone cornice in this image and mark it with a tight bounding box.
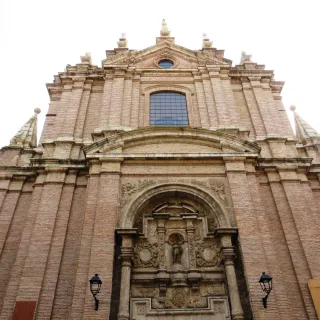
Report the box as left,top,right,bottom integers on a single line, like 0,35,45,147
86,153,259,161
30,158,87,169
257,157,313,172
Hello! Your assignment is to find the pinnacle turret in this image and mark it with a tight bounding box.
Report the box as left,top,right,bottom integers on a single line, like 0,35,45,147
290,105,320,143
9,108,40,148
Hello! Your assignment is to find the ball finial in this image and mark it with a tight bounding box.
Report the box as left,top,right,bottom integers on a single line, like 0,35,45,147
34,107,41,114
289,105,296,111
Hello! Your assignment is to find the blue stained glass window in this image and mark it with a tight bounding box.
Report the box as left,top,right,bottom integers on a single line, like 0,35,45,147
158,59,174,68
150,92,189,126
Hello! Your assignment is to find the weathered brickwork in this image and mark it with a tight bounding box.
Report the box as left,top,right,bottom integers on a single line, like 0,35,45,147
0,27,319,320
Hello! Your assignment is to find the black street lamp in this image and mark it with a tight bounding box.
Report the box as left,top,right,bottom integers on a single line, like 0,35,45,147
259,272,272,308
89,274,102,311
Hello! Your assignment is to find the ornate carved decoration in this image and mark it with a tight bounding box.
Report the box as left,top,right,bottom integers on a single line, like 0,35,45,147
171,288,187,308
131,285,158,298
187,295,207,308
136,304,146,315
214,301,226,314
207,217,217,232
187,232,196,269
191,179,227,203
157,224,166,269
121,179,156,208
152,288,207,309
194,221,201,240
200,283,225,296
196,243,219,267
133,240,159,268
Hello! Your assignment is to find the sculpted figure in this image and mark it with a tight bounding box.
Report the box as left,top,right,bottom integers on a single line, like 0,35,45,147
172,244,183,264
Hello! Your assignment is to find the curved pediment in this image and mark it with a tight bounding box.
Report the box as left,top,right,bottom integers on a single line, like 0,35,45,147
84,127,261,159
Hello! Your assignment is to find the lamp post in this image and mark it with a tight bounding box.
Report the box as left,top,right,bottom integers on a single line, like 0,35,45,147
259,272,272,308
89,274,102,311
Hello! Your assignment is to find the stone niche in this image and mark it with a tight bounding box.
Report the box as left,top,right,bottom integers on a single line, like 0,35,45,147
130,192,230,319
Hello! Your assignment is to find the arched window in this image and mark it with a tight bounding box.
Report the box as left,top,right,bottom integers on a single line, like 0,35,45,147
150,92,189,126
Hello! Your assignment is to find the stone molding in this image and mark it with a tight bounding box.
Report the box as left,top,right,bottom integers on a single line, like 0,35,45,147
119,182,231,230
84,127,261,157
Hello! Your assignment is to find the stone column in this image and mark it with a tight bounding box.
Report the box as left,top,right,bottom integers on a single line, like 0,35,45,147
116,229,137,320
157,218,166,270
215,229,244,320
185,217,197,270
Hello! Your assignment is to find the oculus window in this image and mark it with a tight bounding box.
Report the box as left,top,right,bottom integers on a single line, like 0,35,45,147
158,59,174,68
150,92,189,126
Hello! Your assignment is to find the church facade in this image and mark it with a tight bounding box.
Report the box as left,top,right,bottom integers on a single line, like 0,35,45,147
0,21,319,320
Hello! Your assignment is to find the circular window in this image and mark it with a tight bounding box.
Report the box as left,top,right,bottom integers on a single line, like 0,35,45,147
158,59,174,68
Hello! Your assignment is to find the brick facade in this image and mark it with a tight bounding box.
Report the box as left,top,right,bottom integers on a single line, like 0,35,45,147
0,28,319,319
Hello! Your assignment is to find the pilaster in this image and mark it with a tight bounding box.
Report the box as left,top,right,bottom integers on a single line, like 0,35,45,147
35,171,78,319
121,71,133,127
74,80,93,139
266,168,318,319
241,78,266,137
130,73,140,128
259,181,308,319
208,68,229,126
69,166,101,319
193,72,210,128
82,159,122,319
109,70,125,126
250,77,276,136
220,75,240,127
100,73,114,129
15,168,66,314
0,172,45,320
246,171,293,319
0,180,32,316
224,158,276,319
0,176,25,255
200,69,218,127
61,77,85,137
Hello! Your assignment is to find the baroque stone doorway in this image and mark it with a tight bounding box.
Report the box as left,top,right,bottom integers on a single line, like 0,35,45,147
116,190,244,320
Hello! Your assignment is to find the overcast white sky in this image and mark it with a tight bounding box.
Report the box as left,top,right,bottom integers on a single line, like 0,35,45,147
0,0,319,148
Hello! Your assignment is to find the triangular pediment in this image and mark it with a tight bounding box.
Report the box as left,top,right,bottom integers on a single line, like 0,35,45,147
84,127,260,160
102,42,231,68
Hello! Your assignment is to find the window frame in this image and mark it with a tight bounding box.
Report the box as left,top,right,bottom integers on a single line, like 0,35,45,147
143,86,194,127
149,91,189,126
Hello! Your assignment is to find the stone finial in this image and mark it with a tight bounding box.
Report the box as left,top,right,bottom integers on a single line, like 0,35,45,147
291,106,320,142
80,52,92,65
240,51,252,64
202,33,213,48
160,19,170,37
34,108,41,115
9,108,41,148
117,33,128,48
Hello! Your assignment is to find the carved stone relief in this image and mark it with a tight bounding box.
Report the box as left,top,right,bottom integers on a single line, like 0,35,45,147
132,285,158,298
191,179,227,204
121,179,156,208
196,243,219,267
200,283,225,296
130,190,228,314
133,240,159,268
